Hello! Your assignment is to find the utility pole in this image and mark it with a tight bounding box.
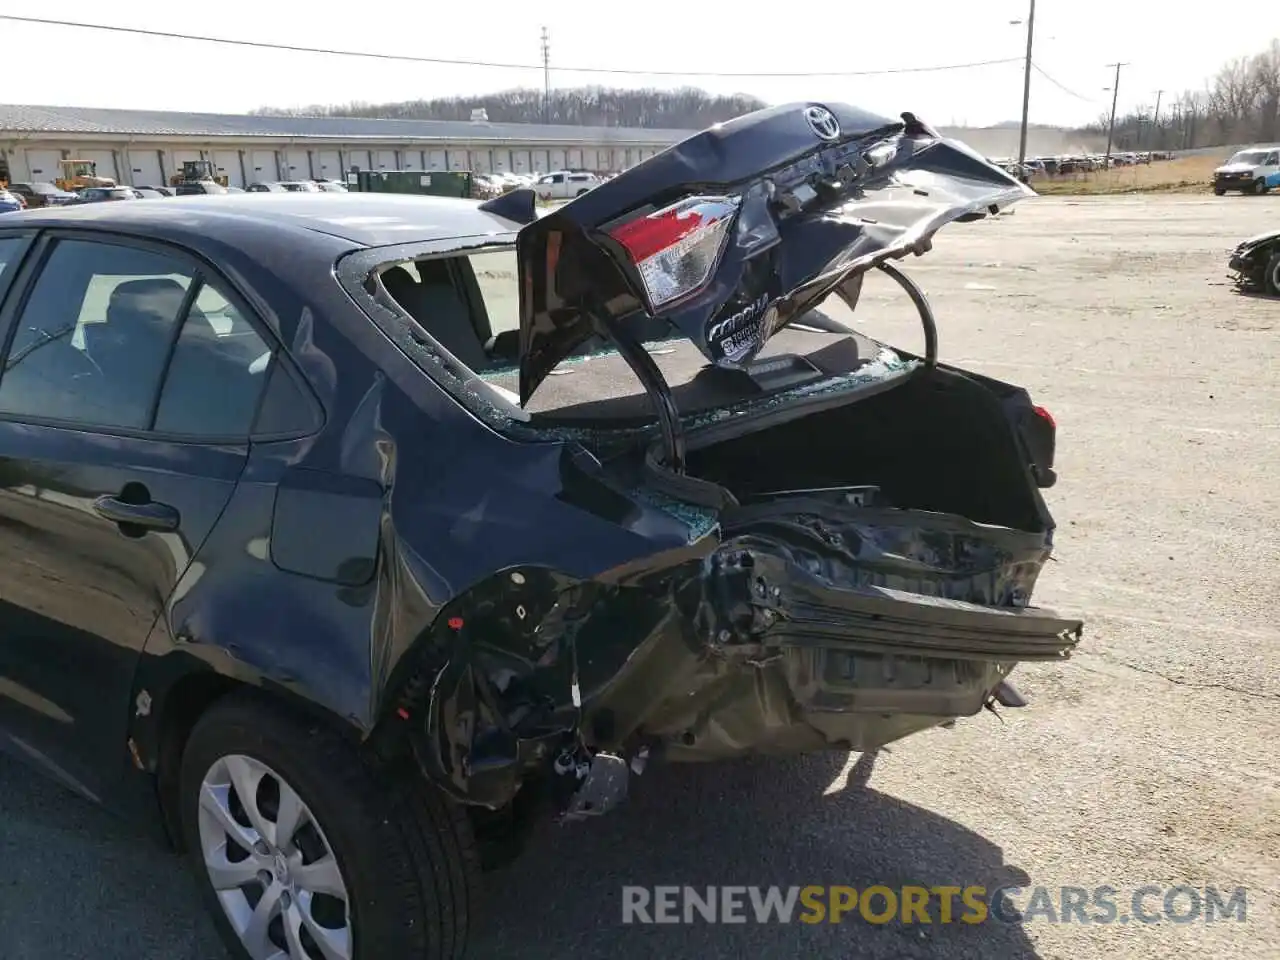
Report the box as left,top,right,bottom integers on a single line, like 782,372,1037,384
1016,0,1036,173
540,27,551,124
1150,88,1163,154
1104,62,1128,167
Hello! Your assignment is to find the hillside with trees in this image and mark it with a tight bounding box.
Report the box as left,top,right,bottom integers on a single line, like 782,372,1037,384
252,86,767,130
1081,39,1279,150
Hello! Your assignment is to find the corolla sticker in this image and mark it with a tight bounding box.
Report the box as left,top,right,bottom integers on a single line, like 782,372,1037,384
708,293,771,364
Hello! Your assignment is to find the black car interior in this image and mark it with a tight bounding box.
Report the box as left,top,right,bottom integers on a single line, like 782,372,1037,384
80,277,269,433
377,254,672,379
374,255,896,422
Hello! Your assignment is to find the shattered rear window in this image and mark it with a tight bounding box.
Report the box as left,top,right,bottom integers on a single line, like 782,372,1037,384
354,242,917,438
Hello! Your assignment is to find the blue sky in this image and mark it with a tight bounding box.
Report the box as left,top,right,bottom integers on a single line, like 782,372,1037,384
0,2,1264,127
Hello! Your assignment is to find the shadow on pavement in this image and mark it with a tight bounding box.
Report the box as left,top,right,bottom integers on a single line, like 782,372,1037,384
0,752,218,960
475,750,1039,960
0,747,1039,960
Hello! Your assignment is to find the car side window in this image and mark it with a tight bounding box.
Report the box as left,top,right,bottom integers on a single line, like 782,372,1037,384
0,239,194,429
152,282,273,436
1268,152,1279,166
0,237,25,278
550,174,565,184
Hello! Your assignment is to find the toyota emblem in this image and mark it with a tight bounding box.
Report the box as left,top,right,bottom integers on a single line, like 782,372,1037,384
804,105,841,141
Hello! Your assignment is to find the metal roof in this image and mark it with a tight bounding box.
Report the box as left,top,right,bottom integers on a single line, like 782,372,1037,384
0,103,694,145
2,191,524,246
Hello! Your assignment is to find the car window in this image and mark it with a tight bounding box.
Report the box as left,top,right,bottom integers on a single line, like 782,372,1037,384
551,174,565,184
466,249,520,342
152,282,273,436
1268,152,1279,165
0,240,194,429
0,237,25,279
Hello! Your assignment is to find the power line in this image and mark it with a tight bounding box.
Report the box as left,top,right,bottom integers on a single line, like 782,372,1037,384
1031,62,1099,103
0,14,1024,79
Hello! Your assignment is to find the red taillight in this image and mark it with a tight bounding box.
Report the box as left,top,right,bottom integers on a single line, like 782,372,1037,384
605,195,739,310
1033,405,1056,429
611,205,711,262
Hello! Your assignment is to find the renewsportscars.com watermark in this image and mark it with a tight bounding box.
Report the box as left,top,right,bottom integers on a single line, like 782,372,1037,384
621,885,1249,926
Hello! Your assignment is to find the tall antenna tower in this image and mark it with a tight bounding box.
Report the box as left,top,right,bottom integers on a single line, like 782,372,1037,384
540,27,551,124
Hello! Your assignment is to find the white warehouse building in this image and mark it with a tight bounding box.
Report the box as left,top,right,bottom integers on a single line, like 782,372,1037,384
0,104,693,188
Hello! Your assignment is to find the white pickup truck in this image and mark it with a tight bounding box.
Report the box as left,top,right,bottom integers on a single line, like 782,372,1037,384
533,169,602,201
1213,146,1280,195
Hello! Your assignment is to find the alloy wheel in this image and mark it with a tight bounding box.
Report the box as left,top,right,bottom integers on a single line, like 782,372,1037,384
197,754,353,960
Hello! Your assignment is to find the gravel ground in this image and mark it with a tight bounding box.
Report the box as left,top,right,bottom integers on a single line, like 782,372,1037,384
1,194,1277,960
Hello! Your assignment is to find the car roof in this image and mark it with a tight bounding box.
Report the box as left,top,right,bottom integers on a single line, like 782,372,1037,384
1,192,524,247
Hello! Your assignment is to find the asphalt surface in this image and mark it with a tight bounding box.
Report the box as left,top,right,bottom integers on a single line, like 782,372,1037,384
2,194,1278,960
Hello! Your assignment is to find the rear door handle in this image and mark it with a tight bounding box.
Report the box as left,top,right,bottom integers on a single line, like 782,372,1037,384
92,495,180,532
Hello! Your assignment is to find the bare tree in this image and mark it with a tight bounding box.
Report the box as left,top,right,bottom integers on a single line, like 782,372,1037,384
1077,38,1278,150
252,85,768,130
1252,40,1280,141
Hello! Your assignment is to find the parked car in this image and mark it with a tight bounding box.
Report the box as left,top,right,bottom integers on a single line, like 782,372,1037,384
6,181,77,208
469,173,503,199
278,180,322,193
533,169,602,200
1228,228,1280,295
1213,146,1280,195
0,188,24,213
245,181,288,193
0,101,1081,960
137,185,178,197
132,187,168,200
313,180,348,193
175,181,229,196
70,186,140,203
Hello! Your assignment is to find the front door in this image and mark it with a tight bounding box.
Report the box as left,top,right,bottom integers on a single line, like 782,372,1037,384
0,231,273,802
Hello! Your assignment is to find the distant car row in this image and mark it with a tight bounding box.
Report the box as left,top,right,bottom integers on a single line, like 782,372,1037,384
0,178,353,210
471,168,609,201
989,151,1176,179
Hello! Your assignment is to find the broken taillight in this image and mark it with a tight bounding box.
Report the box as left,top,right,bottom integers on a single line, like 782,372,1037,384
606,195,739,310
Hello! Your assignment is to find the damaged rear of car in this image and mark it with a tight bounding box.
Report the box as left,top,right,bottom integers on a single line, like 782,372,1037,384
1228,228,1280,295
357,102,1083,835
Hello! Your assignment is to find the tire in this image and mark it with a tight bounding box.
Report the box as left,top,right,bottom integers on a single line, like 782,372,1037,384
179,694,480,960
1254,179,1268,195
575,189,589,197
1213,186,1226,196
1266,252,1280,297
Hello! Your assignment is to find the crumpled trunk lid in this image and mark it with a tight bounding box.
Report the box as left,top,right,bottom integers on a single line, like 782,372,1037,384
514,102,1033,405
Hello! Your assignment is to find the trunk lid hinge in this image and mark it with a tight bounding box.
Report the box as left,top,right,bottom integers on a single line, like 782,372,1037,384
592,308,687,473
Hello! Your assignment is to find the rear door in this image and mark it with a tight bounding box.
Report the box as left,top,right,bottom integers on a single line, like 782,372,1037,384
0,230,275,802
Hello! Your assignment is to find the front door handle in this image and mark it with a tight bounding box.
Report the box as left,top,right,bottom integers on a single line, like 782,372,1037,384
92,495,180,532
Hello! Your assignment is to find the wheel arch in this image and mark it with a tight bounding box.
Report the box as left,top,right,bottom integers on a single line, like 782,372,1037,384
131,656,364,851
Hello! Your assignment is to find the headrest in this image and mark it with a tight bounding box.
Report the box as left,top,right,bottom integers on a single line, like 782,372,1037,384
415,259,452,287
381,266,416,294
107,277,189,322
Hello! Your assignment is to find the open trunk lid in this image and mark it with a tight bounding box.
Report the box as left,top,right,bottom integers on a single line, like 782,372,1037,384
515,102,1034,409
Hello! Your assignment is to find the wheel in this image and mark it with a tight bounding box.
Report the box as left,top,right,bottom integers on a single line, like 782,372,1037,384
1253,179,1269,195
575,189,589,197
179,694,480,960
1266,252,1280,297
1213,186,1226,196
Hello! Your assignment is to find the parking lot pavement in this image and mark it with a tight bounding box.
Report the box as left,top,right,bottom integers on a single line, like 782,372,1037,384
2,194,1278,960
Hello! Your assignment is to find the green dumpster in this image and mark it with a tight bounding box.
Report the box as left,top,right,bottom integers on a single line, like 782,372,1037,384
346,169,475,198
